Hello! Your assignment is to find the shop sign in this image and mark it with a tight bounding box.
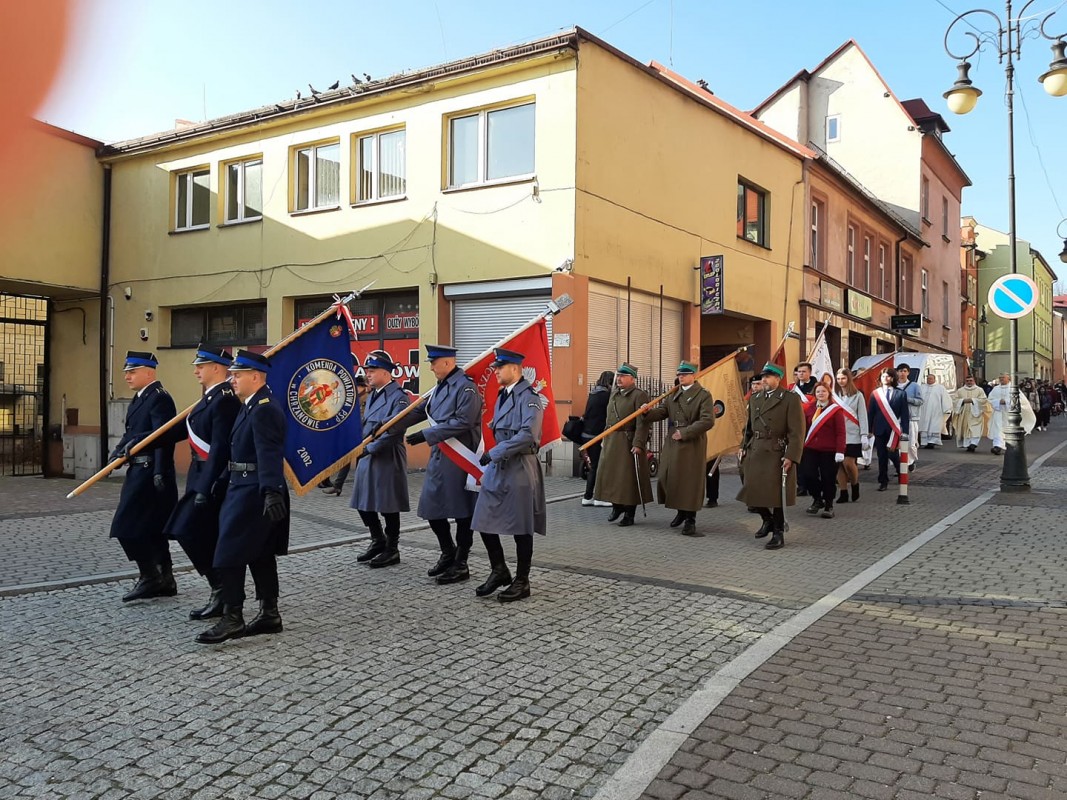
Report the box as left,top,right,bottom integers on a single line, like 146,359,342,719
820,281,843,312
700,255,724,315
847,291,873,320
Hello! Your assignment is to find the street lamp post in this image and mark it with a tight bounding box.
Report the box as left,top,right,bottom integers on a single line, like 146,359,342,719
1058,218,1067,264
978,305,988,382
943,0,1066,492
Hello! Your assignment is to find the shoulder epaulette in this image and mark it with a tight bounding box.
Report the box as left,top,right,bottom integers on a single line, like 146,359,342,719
258,397,270,405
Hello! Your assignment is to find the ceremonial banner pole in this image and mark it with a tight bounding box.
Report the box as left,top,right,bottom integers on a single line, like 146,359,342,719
579,348,744,452
67,284,374,499
351,294,574,458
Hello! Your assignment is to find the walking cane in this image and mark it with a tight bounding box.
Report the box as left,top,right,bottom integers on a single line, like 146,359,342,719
633,451,647,518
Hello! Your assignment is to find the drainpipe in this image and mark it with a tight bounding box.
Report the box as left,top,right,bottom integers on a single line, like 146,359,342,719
894,233,907,351
98,165,112,467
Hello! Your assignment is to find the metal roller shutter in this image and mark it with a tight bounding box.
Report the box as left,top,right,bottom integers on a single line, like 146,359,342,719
451,295,553,366
587,284,683,383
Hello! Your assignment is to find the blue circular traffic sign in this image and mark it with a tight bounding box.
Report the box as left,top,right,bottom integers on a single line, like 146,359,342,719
987,274,1038,320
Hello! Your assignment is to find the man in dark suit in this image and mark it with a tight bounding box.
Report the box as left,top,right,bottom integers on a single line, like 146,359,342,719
161,344,241,620
109,351,179,602
196,350,289,644
867,367,911,491
405,344,482,584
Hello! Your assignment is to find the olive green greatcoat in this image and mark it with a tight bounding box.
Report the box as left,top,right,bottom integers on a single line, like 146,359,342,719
643,385,715,512
592,386,653,506
736,388,805,508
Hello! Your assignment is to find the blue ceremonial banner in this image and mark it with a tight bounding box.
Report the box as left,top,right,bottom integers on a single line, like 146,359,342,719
267,312,362,495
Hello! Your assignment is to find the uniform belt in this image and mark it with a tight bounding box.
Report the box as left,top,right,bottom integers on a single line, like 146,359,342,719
129,455,152,465
228,461,257,472
751,432,780,439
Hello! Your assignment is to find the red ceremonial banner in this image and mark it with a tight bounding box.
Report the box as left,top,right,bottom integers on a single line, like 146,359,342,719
464,318,561,451
853,353,896,404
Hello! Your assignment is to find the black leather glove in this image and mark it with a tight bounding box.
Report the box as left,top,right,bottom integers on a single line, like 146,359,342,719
109,448,122,461
153,474,166,492
121,434,145,457
405,430,426,446
263,491,286,522
479,452,492,466
193,492,209,507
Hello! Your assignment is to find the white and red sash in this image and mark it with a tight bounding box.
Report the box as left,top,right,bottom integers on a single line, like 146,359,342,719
186,418,210,460
426,382,484,491
831,390,859,424
873,387,903,448
791,383,813,406
805,403,841,445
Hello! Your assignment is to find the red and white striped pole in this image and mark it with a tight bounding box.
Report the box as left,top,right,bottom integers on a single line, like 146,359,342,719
897,434,910,505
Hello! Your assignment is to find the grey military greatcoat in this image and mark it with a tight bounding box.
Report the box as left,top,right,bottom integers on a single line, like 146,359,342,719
471,379,547,537
350,380,411,514
592,387,653,506
644,385,715,512
406,367,482,521
736,388,805,509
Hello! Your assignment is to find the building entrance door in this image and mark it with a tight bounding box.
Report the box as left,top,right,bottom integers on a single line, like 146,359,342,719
0,294,47,476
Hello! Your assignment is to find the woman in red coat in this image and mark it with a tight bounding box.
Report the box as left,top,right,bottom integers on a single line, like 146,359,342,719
800,383,846,519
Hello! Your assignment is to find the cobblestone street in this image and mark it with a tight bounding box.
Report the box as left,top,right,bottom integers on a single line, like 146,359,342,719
1,425,1065,799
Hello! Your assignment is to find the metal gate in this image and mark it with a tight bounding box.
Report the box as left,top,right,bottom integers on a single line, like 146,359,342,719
0,293,47,476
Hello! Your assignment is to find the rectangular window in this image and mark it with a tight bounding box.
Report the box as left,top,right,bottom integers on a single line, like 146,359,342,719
224,158,262,223
737,181,769,247
878,244,887,300
356,128,406,202
901,256,913,310
921,177,930,222
170,302,267,347
175,168,210,230
943,280,950,322
826,115,840,143
846,225,856,285
810,200,824,270
447,101,535,189
941,196,949,238
862,236,871,293
921,269,930,318
294,141,340,211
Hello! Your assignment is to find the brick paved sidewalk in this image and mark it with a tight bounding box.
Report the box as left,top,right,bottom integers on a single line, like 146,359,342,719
635,459,1067,799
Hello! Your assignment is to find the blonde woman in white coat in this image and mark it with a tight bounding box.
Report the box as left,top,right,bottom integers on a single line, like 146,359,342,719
835,368,869,503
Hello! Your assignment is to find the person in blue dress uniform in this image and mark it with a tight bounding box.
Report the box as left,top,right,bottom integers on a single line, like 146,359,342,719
109,351,179,603
471,348,546,603
196,350,289,644
160,344,241,620
350,352,411,568
405,344,482,584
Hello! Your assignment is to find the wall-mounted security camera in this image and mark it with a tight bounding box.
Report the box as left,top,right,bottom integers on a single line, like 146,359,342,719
144,310,154,322
139,328,149,341
554,258,574,273
124,287,132,300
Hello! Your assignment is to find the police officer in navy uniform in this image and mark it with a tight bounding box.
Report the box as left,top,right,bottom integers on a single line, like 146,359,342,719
161,344,241,620
404,344,482,584
472,348,546,603
109,351,179,602
196,350,289,644
351,352,411,568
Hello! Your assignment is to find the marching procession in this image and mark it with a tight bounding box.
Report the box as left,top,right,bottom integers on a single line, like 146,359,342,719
104,316,1054,645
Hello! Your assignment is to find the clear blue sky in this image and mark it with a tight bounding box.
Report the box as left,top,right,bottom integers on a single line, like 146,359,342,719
38,0,1067,281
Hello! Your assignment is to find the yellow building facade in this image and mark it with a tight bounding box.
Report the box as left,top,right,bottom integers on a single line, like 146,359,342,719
26,29,809,474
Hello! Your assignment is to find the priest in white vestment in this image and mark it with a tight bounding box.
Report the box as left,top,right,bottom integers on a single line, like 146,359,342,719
987,373,1036,454
918,373,953,447
952,375,989,451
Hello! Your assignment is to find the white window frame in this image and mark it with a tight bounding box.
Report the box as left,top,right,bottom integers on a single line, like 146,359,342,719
175,168,210,231
846,225,856,285
826,115,841,143
862,235,871,293
355,128,407,204
446,101,535,190
921,269,930,318
921,177,931,221
293,141,340,212
941,196,949,237
810,201,820,269
878,244,887,300
943,280,950,322
224,158,262,224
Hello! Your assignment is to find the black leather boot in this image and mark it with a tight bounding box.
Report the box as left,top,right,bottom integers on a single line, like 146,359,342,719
427,551,453,577
244,599,283,637
122,561,164,602
436,545,470,584
428,522,455,577
619,508,635,527
754,512,773,539
369,530,400,568
765,529,784,550
475,545,512,597
189,572,224,620
607,505,622,523
669,511,686,528
357,523,386,563
851,483,860,502
837,489,849,504
195,605,245,644
498,551,531,603
158,559,178,597
681,515,703,537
